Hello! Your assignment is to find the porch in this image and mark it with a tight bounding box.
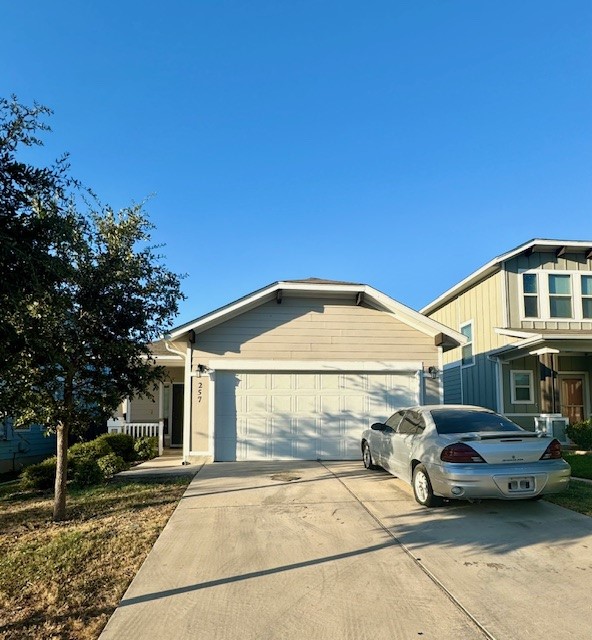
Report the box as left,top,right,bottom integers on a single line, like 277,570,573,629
494,333,592,432
107,419,166,456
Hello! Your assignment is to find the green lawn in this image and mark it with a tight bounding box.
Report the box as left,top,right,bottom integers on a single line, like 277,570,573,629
0,476,190,640
542,452,592,516
544,479,592,517
563,452,592,480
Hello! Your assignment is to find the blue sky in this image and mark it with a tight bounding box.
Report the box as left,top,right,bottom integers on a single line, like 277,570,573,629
2,1,591,326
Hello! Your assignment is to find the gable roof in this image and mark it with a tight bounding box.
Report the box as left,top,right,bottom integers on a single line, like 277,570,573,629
167,279,465,351
420,238,592,315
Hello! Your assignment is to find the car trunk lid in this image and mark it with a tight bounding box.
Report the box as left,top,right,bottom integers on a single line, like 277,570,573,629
442,432,551,464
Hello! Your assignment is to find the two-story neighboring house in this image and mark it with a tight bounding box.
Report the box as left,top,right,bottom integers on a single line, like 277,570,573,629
421,239,592,432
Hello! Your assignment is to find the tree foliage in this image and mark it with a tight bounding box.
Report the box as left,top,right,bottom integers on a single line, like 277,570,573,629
1,96,184,520
0,96,78,412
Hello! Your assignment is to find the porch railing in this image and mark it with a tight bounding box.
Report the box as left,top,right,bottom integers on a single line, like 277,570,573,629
107,419,164,455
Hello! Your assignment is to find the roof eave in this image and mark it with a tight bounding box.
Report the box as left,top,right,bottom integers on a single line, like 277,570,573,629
420,238,592,315
168,281,466,347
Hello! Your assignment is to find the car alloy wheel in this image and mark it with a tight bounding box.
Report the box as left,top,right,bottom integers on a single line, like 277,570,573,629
363,442,377,470
412,464,442,507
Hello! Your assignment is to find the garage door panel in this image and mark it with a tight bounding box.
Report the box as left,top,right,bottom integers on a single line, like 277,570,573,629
273,438,297,459
296,396,317,413
246,394,268,412
271,395,292,412
215,370,419,461
271,374,292,389
244,417,269,438
294,439,316,459
320,375,340,390
296,374,317,389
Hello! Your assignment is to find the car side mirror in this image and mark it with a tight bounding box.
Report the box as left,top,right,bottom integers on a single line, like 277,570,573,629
371,422,386,431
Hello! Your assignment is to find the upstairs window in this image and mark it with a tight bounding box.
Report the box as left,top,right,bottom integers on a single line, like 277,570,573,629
520,269,592,321
522,273,539,318
460,321,474,367
582,275,592,319
548,274,572,318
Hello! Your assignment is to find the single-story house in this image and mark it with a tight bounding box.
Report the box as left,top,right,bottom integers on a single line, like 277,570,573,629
116,279,465,462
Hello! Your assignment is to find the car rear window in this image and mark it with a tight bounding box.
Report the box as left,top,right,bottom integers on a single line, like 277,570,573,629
431,409,525,434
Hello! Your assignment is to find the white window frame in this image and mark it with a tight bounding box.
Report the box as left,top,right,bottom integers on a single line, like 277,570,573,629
510,370,535,405
460,320,474,368
520,272,540,319
519,269,592,321
582,274,592,320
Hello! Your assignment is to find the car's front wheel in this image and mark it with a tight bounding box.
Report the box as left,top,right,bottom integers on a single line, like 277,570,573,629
412,464,443,507
362,442,379,470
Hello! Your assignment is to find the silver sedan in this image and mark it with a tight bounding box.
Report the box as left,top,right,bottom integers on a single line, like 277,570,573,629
361,405,571,507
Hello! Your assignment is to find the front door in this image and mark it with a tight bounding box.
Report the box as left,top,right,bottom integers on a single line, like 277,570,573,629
171,384,184,447
559,376,585,424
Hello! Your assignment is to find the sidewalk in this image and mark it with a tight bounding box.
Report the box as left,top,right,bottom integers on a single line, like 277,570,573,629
116,450,207,479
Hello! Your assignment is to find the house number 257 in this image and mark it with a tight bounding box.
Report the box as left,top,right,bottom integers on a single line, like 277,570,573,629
197,382,203,403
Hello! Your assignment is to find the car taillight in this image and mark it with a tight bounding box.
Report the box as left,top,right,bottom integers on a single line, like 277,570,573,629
440,443,486,463
540,438,562,460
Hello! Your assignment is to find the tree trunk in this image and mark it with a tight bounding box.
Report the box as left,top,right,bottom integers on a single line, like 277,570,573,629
53,421,69,521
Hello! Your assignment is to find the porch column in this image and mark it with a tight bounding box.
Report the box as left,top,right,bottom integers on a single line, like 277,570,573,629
539,352,559,413
157,381,164,456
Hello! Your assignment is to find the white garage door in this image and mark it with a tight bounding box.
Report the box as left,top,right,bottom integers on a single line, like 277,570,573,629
214,371,419,461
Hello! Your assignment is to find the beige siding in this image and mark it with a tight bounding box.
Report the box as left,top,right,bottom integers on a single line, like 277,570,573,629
166,367,184,383
429,271,507,365
129,392,159,422
127,367,184,422
506,251,592,330
192,297,438,366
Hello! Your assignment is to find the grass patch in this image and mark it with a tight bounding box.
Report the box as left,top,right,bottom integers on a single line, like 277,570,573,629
563,453,592,480
544,480,592,517
0,476,190,640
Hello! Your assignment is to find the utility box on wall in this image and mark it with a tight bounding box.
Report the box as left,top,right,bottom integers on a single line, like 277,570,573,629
534,414,570,444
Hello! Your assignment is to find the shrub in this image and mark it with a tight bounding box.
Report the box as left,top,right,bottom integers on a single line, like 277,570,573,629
97,433,136,462
21,456,57,491
134,436,158,461
71,456,104,487
566,419,592,450
68,438,112,464
97,453,129,478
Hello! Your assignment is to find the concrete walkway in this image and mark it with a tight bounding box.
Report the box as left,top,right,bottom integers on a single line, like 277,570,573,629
116,450,207,479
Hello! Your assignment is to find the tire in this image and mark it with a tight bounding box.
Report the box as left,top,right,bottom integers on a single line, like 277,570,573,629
362,442,379,470
412,464,443,507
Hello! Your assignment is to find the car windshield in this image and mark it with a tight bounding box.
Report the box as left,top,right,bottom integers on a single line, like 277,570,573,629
431,409,525,434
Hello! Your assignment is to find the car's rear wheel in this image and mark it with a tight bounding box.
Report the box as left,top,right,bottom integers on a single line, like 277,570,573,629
363,442,378,470
412,464,443,507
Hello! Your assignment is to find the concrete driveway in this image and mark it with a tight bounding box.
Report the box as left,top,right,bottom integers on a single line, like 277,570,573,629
100,462,592,640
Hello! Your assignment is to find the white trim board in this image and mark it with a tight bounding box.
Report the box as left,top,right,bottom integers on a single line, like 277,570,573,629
206,359,424,372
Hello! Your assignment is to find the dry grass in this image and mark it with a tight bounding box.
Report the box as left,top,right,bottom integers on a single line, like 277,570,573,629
0,476,190,640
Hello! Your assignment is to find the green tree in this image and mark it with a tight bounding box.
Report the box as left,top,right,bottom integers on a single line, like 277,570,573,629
0,96,78,413
1,97,184,520
23,202,184,520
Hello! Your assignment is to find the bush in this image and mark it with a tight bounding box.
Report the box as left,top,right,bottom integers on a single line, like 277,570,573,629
71,456,104,487
134,436,158,461
97,453,129,478
21,456,57,491
97,433,136,462
68,438,112,464
566,419,592,450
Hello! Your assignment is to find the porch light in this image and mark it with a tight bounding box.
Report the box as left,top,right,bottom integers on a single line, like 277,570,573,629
428,366,439,379
196,364,211,376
